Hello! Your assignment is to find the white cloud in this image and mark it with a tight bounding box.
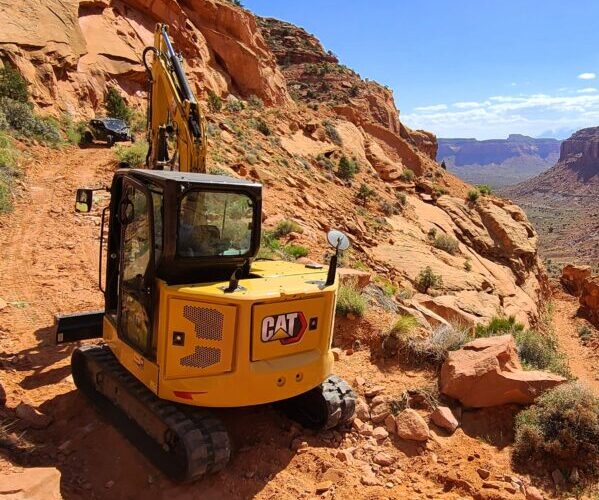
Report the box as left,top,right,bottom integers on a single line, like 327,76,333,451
404,91,599,139
578,72,596,80
414,104,447,112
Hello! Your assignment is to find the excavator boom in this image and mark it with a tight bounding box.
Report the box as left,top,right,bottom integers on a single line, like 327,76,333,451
143,24,207,172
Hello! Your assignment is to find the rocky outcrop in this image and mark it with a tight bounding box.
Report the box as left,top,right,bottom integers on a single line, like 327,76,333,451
561,264,591,296
0,0,289,116
440,335,566,407
580,276,599,327
0,467,61,500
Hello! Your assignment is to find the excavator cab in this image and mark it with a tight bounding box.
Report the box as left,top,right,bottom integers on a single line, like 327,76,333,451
55,23,356,484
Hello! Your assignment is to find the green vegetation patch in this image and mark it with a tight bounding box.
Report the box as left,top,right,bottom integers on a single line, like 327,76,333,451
336,281,367,317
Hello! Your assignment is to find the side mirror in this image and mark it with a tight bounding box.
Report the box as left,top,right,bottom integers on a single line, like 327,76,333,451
75,188,93,213
325,229,350,287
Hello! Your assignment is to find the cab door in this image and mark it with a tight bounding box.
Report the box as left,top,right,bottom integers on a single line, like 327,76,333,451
117,178,156,358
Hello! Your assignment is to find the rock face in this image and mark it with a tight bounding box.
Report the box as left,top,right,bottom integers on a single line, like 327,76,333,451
561,264,591,296
440,335,566,408
580,276,599,327
503,127,599,267
0,0,290,116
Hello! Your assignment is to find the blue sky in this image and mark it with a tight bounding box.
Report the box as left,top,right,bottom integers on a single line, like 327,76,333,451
244,0,599,139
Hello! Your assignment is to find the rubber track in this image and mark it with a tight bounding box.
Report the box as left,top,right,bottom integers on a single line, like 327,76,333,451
72,345,231,483
321,375,356,429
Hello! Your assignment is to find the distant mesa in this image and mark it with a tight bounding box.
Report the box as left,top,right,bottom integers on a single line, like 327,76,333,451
438,135,561,189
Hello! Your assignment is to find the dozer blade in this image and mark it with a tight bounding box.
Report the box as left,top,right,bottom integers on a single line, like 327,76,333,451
71,344,231,482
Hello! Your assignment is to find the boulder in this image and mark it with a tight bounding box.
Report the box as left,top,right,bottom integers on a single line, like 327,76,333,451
561,265,591,296
395,409,430,441
430,406,459,433
337,268,371,289
0,467,61,500
440,335,566,407
580,276,599,327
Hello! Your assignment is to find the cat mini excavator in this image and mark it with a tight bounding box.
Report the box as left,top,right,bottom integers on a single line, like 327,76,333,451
55,24,356,482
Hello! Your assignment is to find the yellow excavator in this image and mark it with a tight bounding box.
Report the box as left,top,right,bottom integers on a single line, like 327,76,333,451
56,24,355,482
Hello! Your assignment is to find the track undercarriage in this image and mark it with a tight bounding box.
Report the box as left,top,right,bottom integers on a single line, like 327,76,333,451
72,344,356,482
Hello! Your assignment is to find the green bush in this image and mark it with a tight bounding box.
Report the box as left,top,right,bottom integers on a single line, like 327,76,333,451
0,99,60,145
427,227,437,240
247,95,264,109
464,259,472,272
475,315,524,338
396,192,407,207
513,383,599,475
323,120,342,145
251,116,271,136
399,168,415,182
336,281,367,317
356,183,375,205
256,230,281,260
477,184,493,196
207,90,222,113
467,189,480,202
208,166,231,176
224,95,245,112
337,155,358,180
284,244,309,259
60,114,88,145
416,266,443,293
105,88,132,123
432,234,460,255
316,153,335,171
578,324,592,340
273,219,302,238
0,66,28,103
114,141,148,168
0,132,20,213
391,315,419,336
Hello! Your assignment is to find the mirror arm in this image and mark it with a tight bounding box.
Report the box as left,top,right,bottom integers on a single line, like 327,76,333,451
325,246,339,287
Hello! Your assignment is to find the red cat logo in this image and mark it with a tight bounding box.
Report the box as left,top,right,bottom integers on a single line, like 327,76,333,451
261,312,307,344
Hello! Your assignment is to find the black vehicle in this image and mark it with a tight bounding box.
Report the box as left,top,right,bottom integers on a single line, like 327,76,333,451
81,118,134,147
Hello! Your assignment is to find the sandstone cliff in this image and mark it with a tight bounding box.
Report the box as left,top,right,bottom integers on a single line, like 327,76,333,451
0,0,548,327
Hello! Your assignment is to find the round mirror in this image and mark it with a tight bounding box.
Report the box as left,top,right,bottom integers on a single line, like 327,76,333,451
327,229,350,251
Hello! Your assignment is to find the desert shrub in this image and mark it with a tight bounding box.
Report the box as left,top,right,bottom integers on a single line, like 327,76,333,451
336,281,367,317
247,95,264,109
391,323,469,365
207,90,222,112
224,95,245,112
349,84,360,97
273,219,302,237
114,141,148,168
578,325,592,340
0,132,20,213
513,383,599,476
251,116,271,136
0,65,28,103
416,266,443,293
105,88,132,123
396,192,407,207
475,315,525,338
0,99,61,145
316,153,335,171
129,110,146,135
208,166,231,176
337,155,358,180
399,168,415,182
427,227,437,240
60,114,88,145
463,259,472,272
379,200,397,216
477,184,493,196
391,315,419,336
284,244,309,259
467,189,480,202
356,183,375,205
256,230,281,260
323,120,342,145
432,234,460,255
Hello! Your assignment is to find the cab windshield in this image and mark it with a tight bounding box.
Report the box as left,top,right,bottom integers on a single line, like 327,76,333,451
177,190,254,257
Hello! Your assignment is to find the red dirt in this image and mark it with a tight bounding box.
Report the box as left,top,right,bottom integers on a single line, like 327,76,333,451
0,145,583,499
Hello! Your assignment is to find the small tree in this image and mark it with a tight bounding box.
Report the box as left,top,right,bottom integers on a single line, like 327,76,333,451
467,189,480,203
337,155,357,181
356,183,375,205
0,65,28,103
207,90,222,113
416,266,443,293
105,88,132,123
440,160,447,170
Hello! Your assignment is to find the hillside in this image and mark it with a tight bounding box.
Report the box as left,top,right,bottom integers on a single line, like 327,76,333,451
1,1,589,499
503,127,599,271
439,135,560,188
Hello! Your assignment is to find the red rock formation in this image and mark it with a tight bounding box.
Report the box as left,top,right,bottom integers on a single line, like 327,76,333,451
561,264,591,296
580,276,599,327
440,335,566,408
